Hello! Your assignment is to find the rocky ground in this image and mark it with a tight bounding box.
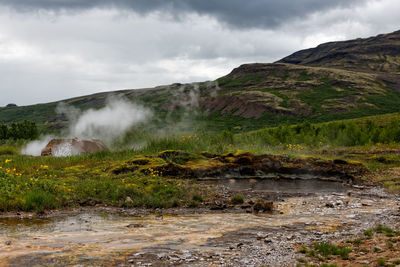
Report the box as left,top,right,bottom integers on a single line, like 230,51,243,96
1,179,399,267
124,186,399,267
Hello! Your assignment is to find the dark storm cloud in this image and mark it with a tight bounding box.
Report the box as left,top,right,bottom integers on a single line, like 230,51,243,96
0,0,366,28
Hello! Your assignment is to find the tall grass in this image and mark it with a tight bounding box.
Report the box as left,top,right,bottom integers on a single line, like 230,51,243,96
238,117,400,147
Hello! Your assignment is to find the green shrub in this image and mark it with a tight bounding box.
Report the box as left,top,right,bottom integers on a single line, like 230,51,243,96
192,193,203,202
314,242,352,260
239,117,400,147
364,229,373,238
375,225,398,237
377,258,386,266
22,191,60,212
0,120,38,140
230,194,245,204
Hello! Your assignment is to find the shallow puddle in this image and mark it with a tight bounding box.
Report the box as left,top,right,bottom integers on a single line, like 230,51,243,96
208,178,350,193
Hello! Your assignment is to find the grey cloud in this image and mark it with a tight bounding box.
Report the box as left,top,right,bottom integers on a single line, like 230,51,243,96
1,0,399,107
0,0,366,28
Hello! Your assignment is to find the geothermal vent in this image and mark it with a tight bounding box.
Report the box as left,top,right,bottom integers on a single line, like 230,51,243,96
41,138,108,157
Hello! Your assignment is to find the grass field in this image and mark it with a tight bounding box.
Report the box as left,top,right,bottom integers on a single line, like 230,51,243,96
0,113,399,212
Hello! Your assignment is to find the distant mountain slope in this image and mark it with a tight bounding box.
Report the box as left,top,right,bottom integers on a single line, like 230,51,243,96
206,62,400,129
1,30,400,132
278,30,400,74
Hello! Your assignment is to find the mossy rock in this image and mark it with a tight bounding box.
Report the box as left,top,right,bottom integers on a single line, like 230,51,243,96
151,163,195,178
111,156,165,175
157,150,197,164
129,158,151,165
110,164,139,175
200,151,218,158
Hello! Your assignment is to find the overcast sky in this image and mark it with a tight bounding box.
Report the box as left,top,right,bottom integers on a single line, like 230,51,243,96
0,0,399,106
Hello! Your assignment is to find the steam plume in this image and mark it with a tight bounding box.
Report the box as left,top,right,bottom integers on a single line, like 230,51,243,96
21,96,152,156
58,96,152,144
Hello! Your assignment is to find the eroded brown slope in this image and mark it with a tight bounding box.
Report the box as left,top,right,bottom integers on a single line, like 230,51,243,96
278,30,400,74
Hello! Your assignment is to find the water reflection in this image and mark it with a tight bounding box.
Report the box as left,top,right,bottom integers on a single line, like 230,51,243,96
212,178,349,193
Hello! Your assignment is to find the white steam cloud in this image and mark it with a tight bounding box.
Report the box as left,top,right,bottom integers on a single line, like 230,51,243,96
57,97,152,143
21,82,220,156
21,96,152,156
20,136,53,156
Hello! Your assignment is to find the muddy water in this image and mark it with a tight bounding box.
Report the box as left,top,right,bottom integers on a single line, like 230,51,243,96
0,180,398,266
208,178,349,193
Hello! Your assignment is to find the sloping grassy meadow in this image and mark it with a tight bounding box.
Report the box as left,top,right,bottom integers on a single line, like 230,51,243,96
0,113,400,212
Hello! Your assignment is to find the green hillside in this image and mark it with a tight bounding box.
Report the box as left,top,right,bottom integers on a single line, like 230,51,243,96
1,30,400,132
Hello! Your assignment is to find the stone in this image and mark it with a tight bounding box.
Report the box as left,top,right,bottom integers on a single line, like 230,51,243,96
168,255,181,261
333,159,348,165
256,232,266,240
126,223,145,228
41,138,108,156
325,203,334,208
5,240,11,246
157,253,166,259
361,200,373,206
253,200,274,212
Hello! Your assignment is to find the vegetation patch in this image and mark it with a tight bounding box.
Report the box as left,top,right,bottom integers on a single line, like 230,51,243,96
0,120,38,140
298,225,400,266
230,194,245,205
0,156,199,212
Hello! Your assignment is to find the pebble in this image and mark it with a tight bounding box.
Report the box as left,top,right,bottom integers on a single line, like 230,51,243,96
256,232,265,240
362,200,373,206
325,202,334,208
126,223,145,228
154,215,163,220
157,253,166,259
5,240,11,246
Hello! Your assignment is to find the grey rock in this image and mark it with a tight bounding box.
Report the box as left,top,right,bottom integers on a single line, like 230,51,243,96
126,223,145,228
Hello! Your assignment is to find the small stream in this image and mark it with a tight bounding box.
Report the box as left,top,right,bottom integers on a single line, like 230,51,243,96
0,179,397,266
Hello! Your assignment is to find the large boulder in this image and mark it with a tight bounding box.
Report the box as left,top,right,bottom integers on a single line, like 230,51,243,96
41,138,108,157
